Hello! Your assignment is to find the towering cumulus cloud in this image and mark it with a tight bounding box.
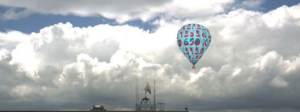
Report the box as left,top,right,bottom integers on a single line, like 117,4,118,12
0,0,300,112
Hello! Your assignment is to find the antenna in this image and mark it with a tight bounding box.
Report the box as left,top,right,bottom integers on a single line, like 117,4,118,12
135,77,139,110
153,79,156,111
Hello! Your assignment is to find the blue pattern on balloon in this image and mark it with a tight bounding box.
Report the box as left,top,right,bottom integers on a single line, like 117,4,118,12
177,24,211,68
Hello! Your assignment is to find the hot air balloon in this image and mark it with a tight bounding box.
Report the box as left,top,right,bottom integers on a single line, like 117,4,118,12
177,24,211,69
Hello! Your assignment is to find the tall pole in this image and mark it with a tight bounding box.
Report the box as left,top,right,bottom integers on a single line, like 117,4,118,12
135,78,139,110
153,79,156,111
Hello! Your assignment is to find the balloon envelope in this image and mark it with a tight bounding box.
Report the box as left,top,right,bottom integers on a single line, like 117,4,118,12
177,24,211,68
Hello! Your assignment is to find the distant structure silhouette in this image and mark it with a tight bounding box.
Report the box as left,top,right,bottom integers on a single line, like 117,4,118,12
91,80,188,112
1,80,188,112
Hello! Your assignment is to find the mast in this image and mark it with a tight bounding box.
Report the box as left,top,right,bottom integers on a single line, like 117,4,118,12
153,79,156,111
135,78,139,110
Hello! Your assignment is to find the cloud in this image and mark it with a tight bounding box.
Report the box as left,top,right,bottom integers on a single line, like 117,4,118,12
0,8,33,21
0,3,300,112
0,31,30,49
0,0,234,22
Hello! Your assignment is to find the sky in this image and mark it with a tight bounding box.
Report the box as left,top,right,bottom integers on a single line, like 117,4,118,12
0,0,300,112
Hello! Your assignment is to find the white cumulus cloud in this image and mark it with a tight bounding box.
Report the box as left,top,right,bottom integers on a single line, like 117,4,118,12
0,3,300,112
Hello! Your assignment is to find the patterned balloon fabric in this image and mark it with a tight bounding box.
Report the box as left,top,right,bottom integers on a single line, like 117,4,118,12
177,24,211,69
